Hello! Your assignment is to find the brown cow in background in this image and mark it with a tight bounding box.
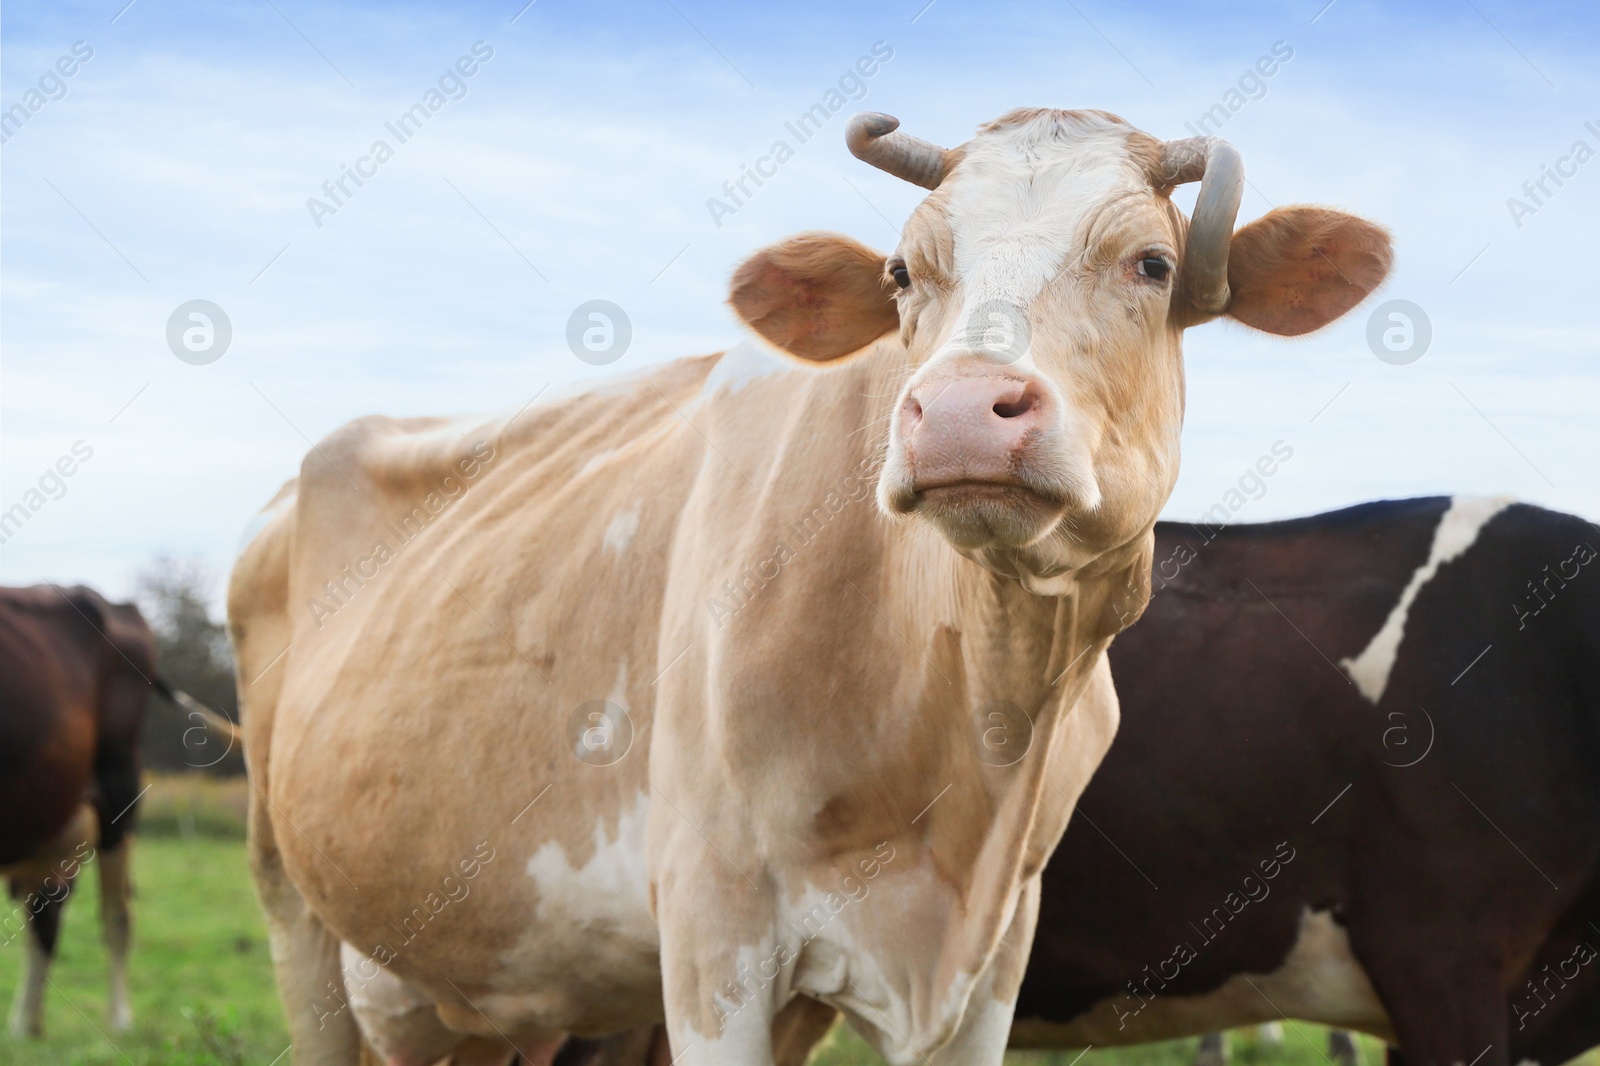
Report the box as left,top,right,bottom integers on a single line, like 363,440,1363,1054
0,583,238,1038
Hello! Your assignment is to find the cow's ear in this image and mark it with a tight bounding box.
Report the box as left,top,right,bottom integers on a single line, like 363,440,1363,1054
1222,207,1392,336
729,232,899,362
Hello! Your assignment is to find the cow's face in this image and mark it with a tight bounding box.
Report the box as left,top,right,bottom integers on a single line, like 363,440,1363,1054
730,108,1391,585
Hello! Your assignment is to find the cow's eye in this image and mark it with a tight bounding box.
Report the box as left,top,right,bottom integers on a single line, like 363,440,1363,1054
888,259,911,289
1136,256,1172,282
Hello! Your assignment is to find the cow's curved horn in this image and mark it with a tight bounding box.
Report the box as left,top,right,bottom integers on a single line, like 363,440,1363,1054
847,112,949,190
1156,137,1244,314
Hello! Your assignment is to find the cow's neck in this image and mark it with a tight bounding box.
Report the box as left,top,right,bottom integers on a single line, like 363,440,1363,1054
777,342,1149,854
889,517,1142,840
843,458,1145,996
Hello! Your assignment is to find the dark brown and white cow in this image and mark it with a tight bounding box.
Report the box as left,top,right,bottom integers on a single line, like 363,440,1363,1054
1007,497,1600,1066
0,583,239,1038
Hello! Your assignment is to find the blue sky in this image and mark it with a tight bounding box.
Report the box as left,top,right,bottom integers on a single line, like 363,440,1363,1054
2,0,1596,606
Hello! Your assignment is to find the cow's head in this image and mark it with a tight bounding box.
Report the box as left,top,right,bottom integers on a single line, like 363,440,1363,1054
730,108,1390,587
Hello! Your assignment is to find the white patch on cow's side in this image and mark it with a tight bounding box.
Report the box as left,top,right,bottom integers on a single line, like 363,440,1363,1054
1009,908,1393,1047
1341,496,1513,703
604,505,641,554
522,791,656,951
702,340,792,397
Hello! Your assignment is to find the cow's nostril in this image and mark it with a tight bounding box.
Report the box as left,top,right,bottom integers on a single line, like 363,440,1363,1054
993,391,1035,419
904,397,924,428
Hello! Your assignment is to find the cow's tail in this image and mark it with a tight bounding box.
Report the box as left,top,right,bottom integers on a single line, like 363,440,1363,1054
151,677,246,750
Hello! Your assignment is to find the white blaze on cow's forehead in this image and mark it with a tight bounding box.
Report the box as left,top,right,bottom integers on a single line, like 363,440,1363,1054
931,118,1140,371
1342,495,1514,704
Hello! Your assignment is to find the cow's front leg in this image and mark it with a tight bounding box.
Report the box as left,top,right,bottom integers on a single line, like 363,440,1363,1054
654,856,781,1066
923,874,1040,1066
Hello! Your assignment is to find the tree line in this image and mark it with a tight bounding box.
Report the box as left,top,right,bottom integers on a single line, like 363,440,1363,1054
137,557,245,776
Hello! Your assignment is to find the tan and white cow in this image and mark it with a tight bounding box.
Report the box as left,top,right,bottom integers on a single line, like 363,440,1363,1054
228,108,1391,1066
